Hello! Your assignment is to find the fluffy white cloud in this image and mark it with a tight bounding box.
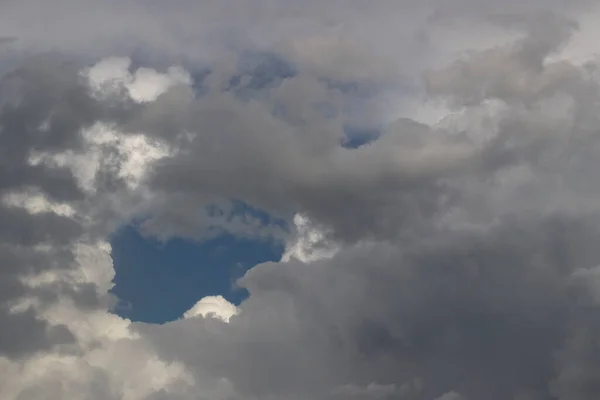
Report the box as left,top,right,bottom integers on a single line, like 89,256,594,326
85,57,192,103
183,295,238,322
0,241,193,400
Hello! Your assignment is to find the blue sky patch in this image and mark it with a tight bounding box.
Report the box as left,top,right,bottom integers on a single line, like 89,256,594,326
228,51,296,91
109,224,284,324
341,125,381,149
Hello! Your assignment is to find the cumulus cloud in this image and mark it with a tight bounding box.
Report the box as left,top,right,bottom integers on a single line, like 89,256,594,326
3,2,600,400
281,214,339,263
182,295,238,322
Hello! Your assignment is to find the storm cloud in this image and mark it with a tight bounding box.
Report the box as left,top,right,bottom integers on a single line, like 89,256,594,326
2,1,600,400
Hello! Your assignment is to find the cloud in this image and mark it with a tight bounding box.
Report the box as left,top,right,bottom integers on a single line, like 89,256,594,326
281,214,338,263
0,36,17,46
3,2,600,400
133,14,600,399
85,57,192,104
139,215,600,399
0,58,103,359
133,79,477,242
332,382,402,398
0,241,192,400
182,295,238,322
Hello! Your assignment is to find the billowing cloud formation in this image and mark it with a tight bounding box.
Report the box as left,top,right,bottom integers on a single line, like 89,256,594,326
3,2,600,400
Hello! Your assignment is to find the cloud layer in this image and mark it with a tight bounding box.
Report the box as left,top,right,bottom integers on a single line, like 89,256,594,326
3,2,600,400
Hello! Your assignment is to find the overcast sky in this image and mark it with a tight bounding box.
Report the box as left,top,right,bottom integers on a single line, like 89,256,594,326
3,1,600,399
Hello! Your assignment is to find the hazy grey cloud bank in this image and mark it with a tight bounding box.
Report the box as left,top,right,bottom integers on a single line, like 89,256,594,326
3,1,600,400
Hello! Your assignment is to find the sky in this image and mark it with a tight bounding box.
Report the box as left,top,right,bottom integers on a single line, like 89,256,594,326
110,212,284,324
5,1,600,400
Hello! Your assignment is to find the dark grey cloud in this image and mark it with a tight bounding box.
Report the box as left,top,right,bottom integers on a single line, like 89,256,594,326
0,308,74,360
0,37,17,46
139,215,600,400
128,79,473,243
3,2,600,400
123,14,588,244
129,17,600,400
0,57,135,359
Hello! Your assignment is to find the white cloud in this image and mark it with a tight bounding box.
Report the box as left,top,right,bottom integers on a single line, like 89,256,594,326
1,190,76,217
85,57,192,103
29,56,180,196
551,3,600,64
333,382,398,398
1,239,194,400
281,214,338,263
435,392,464,400
183,295,238,322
